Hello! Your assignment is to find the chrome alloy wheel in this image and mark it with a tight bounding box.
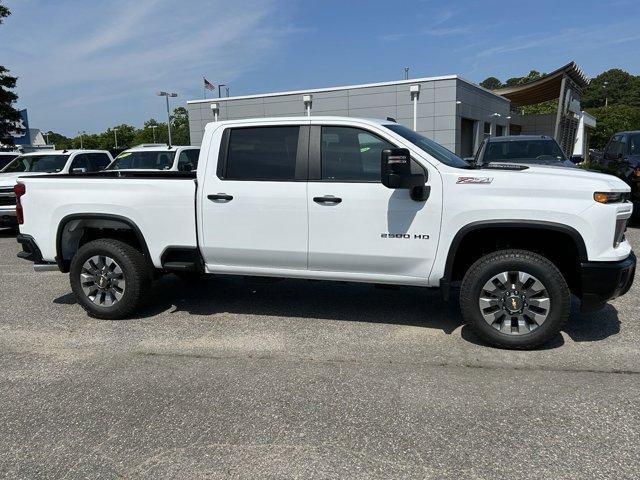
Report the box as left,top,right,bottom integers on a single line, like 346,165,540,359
80,255,126,307
478,271,550,335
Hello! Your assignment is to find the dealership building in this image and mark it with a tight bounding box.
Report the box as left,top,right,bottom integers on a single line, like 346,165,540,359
187,62,593,159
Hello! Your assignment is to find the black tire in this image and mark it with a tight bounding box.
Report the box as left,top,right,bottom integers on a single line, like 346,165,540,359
70,239,151,319
460,249,571,349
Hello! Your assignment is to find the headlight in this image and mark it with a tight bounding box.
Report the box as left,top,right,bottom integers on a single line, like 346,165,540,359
593,192,629,204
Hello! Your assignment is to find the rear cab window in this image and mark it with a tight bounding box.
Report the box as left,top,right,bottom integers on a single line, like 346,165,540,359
220,126,301,181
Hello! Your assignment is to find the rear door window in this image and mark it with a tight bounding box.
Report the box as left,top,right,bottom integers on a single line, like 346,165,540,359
224,127,300,180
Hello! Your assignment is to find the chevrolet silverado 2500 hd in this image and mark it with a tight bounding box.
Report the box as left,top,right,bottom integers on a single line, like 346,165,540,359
14,117,636,349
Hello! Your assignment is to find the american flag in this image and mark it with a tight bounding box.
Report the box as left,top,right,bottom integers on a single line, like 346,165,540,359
203,77,215,91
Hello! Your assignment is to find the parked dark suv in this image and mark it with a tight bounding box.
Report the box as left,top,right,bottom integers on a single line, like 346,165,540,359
592,131,640,210
471,135,575,168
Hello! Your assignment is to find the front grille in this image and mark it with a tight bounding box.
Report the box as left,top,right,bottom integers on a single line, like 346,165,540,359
614,217,628,248
0,187,16,206
0,195,16,206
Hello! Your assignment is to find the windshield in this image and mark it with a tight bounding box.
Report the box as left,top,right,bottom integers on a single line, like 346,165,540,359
484,139,566,164
1,154,69,173
385,123,470,168
108,151,176,170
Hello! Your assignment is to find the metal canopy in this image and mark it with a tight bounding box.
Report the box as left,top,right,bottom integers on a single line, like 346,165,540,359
493,62,590,106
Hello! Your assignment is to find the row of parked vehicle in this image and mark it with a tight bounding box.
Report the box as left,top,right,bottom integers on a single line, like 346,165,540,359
0,144,200,229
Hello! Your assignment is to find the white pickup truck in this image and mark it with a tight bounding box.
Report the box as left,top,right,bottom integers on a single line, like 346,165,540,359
15,117,636,349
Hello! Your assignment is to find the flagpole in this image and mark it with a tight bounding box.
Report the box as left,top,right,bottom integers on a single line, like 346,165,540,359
203,76,205,100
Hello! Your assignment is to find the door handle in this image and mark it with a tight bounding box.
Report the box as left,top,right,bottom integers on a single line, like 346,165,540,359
208,193,233,202
313,196,342,205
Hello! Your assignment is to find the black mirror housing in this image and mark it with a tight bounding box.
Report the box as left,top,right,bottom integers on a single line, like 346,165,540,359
381,148,426,191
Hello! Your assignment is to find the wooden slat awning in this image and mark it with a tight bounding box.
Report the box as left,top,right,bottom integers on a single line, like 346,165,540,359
493,62,590,106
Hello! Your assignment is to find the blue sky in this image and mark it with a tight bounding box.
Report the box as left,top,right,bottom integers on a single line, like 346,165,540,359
2,0,639,136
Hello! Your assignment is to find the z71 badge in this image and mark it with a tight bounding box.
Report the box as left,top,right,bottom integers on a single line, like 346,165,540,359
456,176,493,184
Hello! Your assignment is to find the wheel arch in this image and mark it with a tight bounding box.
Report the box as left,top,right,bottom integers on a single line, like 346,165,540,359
56,213,152,273
440,220,588,298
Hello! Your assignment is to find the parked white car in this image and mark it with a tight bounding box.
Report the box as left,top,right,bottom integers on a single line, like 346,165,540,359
106,144,200,172
0,149,112,228
14,117,636,349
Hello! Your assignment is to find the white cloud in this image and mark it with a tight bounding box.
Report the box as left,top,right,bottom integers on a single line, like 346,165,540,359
0,0,301,134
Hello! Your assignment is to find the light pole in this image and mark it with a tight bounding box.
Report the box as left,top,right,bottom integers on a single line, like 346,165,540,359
157,91,177,146
218,84,227,98
78,131,86,149
603,81,609,108
210,103,219,122
113,127,119,148
151,125,158,143
410,84,420,131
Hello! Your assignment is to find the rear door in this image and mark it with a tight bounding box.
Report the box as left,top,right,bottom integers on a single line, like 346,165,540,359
200,123,310,271
307,123,442,281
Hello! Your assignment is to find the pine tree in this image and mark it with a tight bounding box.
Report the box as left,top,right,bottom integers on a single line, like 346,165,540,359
0,3,23,145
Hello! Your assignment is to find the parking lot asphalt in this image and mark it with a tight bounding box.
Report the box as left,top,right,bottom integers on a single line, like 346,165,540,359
0,227,639,479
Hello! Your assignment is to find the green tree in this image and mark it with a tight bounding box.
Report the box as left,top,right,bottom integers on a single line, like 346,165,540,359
480,76,502,90
582,69,640,108
171,107,190,145
45,132,73,149
586,105,640,149
0,3,22,145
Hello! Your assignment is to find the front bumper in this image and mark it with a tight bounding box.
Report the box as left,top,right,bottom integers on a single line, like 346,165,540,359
580,252,636,313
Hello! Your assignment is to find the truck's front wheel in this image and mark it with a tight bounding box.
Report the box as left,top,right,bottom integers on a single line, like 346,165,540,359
70,239,150,319
460,249,571,349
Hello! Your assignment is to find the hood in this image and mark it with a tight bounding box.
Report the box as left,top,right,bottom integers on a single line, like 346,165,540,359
490,164,630,192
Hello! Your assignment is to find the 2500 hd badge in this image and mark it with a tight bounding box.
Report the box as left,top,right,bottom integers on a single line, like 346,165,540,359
381,233,430,239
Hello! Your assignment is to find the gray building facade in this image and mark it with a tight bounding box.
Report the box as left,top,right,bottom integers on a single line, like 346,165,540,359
187,75,510,157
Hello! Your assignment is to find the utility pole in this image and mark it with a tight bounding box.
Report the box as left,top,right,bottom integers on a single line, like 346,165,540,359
157,91,177,146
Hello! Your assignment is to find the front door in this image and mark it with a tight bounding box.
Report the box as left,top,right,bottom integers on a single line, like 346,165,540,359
200,124,309,271
307,125,441,281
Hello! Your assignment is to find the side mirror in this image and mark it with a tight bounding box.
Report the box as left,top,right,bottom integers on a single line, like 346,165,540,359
381,148,429,201
71,167,87,174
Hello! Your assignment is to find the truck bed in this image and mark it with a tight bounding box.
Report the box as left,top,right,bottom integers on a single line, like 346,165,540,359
18,173,198,267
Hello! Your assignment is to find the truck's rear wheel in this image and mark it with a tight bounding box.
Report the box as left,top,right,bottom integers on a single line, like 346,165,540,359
460,249,570,349
70,239,150,319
